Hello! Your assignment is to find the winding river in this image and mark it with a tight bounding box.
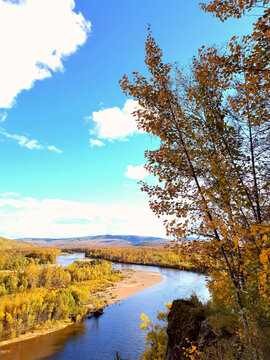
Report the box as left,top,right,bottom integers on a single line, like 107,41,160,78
0,253,210,360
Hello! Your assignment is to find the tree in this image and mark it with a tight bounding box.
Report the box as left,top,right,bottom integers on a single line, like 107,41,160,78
139,305,170,360
119,2,269,357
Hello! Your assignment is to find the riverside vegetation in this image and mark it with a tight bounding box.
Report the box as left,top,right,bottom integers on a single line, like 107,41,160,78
66,245,270,358
83,246,204,272
0,240,123,342
139,293,270,360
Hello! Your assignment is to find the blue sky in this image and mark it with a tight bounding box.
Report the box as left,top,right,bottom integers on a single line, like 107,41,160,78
0,0,255,239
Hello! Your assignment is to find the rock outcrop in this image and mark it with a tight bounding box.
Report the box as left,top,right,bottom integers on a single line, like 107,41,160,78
165,298,205,360
165,297,236,360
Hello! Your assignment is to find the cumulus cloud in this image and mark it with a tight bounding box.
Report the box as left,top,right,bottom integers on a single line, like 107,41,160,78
88,99,143,144
125,165,149,180
89,138,105,147
0,196,167,239
0,129,63,153
0,0,91,108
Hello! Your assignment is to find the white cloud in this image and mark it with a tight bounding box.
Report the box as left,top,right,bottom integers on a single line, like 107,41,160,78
47,145,63,154
0,0,91,109
0,192,20,198
0,196,167,239
88,99,143,144
125,165,149,180
0,129,62,153
89,138,105,147
0,112,7,123
1,131,42,149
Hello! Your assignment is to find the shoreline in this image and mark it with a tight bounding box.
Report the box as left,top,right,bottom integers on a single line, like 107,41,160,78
0,268,163,349
104,269,163,305
83,255,204,274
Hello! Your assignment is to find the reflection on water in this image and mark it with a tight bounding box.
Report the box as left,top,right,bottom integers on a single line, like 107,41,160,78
0,322,86,360
1,255,210,360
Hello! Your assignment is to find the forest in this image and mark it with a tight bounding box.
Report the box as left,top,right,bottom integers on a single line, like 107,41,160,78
83,246,204,272
0,244,122,341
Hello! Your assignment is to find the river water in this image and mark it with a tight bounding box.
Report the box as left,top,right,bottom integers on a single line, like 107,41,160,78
0,253,210,360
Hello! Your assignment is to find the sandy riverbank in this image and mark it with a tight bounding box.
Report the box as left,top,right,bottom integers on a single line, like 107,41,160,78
105,269,163,304
0,269,163,349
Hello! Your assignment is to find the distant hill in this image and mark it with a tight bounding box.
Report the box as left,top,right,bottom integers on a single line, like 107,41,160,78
16,234,170,248
0,236,36,250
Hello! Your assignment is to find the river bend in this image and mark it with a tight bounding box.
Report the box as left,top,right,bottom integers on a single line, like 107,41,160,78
0,253,210,360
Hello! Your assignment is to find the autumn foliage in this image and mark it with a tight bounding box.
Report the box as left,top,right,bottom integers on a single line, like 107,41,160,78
0,250,122,341
120,0,269,357
200,0,269,21
84,247,203,272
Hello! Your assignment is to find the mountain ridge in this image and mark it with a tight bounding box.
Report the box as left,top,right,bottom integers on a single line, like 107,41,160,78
16,234,170,247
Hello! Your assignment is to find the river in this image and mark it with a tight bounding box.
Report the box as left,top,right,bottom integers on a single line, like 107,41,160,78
0,253,210,360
